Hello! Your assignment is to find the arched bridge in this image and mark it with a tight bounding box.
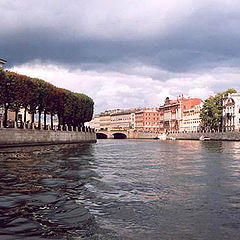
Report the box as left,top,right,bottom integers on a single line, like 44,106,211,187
96,130,128,139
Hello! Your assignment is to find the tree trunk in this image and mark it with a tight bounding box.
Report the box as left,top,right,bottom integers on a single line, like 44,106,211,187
44,111,47,130
15,109,18,122
3,104,8,128
51,113,53,130
57,114,61,130
62,116,65,130
31,112,35,129
31,113,34,123
24,107,27,123
38,110,41,129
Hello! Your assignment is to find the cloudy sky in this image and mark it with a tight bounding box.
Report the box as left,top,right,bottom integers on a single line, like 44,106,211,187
1,0,240,113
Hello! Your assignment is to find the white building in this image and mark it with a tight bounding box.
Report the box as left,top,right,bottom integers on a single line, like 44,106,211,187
110,109,136,130
89,108,140,131
222,93,240,132
0,58,7,68
88,115,101,130
180,102,203,132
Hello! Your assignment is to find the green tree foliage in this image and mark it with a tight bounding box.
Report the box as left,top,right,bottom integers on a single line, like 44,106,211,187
0,70,22,126
6,71,30,122
200,88,237,130
0,69,94,127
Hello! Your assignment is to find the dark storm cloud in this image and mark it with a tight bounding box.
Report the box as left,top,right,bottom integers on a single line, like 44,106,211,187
1,0,240,74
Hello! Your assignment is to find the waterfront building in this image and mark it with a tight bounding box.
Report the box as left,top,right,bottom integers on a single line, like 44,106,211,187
89,108,140,131
99,113,111,131
134,110,143,131
222,93,240,131
134,108,160,133
131,112,135,130
158,96,202,133
180,102,203,132
110,109,136,130
159,97,180,132
89,96,202,134
88,114,101,130
0,58,7,68
97,109,120,130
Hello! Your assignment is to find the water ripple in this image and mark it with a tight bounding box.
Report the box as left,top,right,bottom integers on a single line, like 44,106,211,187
0,140,240,239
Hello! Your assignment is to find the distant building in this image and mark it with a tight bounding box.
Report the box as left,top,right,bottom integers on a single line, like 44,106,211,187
88,114,101,130
180,102,203,132
135,108,160,133
158,96,202,133
99,114,111,131
89,96,202,134
110,109,136,130
134,110,144,131
159,98,180,133
0,58,7,68
222,93,240,132
89,108,140,131
0,108,32,127
97,109,121,130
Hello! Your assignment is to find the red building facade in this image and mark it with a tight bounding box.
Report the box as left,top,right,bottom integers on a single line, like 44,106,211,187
134,108,160,133
158,96,202,133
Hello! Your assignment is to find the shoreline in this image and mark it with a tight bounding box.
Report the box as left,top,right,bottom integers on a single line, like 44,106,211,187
0,128,97,148
168,131,240,141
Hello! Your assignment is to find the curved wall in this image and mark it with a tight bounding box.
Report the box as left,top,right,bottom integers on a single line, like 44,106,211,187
0,129,96,148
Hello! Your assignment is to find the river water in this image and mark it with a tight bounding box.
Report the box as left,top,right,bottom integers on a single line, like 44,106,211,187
0,139,239,239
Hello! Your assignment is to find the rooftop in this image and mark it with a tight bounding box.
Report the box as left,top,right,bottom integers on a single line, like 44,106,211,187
0,58,7,64
111,109,136,116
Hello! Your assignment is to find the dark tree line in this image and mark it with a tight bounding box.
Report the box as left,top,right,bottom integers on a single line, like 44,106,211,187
0,69,94,129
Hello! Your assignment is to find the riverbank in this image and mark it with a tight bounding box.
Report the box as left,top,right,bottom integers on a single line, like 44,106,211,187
168,131,240,141
0,128,96,148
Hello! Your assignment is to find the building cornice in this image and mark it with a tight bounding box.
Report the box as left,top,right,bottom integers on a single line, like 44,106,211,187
0,58,7,64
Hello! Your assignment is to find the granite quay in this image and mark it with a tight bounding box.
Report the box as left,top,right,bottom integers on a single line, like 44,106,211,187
167,131,240,141
0,125,96,148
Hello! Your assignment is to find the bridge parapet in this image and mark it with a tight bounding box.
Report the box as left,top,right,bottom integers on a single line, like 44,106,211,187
96,130,129,139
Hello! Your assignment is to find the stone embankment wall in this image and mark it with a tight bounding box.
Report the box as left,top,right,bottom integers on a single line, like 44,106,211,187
168,131,240,141
128,130,158,139
0,128,96,148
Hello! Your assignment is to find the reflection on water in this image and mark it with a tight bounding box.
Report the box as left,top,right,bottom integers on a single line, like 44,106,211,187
0,144,99,239
0,140,240,239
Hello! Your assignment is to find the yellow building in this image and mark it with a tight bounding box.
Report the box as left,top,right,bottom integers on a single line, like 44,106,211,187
110,109,136,130
88,114,101,130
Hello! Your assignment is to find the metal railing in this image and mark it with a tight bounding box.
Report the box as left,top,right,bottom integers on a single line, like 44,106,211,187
0,120,95,133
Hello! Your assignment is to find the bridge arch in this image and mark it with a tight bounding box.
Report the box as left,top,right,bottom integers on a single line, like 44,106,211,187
113,133,127,139
96,133,108,139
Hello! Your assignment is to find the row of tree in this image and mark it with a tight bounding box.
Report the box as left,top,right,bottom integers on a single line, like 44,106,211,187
0,69,94,129
200,88,237,131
